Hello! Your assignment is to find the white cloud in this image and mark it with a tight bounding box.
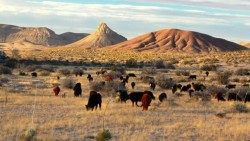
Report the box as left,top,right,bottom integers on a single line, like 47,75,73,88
0,0,249,41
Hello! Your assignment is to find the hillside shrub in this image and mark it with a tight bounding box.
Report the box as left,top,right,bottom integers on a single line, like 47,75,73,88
175,70,190,76
96,129,112,141
217,71,232,85
231,103,249,113
155,74,175,89
141,67,156,75
200,64,217,71
58,68,71,76
72,67,84,76
61,77,75,89
125,58,137,68
235,68,249,76
205,85,227,96
0,66,12,75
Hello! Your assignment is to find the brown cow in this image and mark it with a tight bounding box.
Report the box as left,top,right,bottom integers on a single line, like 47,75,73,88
141,93,153,111
53,86,60,96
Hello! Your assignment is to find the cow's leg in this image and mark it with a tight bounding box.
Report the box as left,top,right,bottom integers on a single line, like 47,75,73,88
99,103,101,109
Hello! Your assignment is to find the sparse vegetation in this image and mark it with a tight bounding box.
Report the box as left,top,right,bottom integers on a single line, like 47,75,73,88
217,71,232,85
155,74,175,89
96,129,112,141
58,68,71,76
61,77,76,89
0,66,12,75
235,68,249,76
200,64,217,71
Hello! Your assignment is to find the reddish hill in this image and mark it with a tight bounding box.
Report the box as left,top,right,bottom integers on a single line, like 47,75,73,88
103,29,248,53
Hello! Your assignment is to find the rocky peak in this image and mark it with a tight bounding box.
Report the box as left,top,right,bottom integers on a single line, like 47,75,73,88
96,22,112,34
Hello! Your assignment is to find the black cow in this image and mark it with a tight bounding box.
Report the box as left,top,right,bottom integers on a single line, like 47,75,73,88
73,83,82,97
149,82,156,90
192,83,206,91
244,93,250,103
120,76,124,81
159,93,167,102
117,90,129,103
128,91,155,106
172,84,178,94
128,73,136,77
205,71,209,77
87,74,92,79
225,85,236,89
31,72,37,77
181,84,191,92
86,91,102,111
227,93,242,101
57,76,60,80
87,74,93,82
131,82,135,89
215,92,226,102
188,75,196,80
188,89,194,97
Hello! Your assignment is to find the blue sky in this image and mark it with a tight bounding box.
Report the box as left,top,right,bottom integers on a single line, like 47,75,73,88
0,0,250,42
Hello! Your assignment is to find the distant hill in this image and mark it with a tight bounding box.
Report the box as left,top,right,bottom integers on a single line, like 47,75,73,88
104,28,248,53
65,22,127,49
0,24,88,46
59,32,89,45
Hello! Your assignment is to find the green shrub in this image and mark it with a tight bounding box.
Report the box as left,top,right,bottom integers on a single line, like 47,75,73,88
96,129,112,141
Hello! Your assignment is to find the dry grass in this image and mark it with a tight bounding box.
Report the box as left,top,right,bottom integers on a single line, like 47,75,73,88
0,50,250,140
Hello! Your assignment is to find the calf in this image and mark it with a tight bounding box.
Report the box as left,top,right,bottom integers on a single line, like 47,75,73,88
188,75,196,80
31,72,37,77
227,93,242,101
128,73,136,77
149,82,156,90
158,93,167,102
142,93,153,111
128,91,155,106
86,91,102,111
225,84,236,89
73,83,82,97
214,92,226,102
53,85,60,96
131,82,135,89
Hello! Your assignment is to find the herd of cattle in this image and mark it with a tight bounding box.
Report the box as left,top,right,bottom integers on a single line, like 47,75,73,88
29,69,250,111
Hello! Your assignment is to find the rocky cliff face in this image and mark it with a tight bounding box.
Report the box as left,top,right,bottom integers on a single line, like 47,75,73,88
0,24,88,46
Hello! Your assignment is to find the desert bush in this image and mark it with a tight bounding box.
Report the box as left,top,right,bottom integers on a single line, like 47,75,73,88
0,77,10,84
106,71,122,80
3,59,17,68
58,68,71,76
141,67,156,75
39,70,50,76
72,67,84,76
25,65,37,72
179,59,196,65
191,91,211,101
19,71,28,76
96,129,112,141
19,128,36,141
217,71,232,85
231,77,240,82
111,66,126,74
90,81,106,92
175,70,190,76
235,68,249,76
199,64,217,71
155,74,176,89
154,60,165,69
104,80,126,92
140,75,155,83
231,103,249,113
0,66,12,75
205,85,228,96
40,65,56,72
61,77,75,89
125,58,137,68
